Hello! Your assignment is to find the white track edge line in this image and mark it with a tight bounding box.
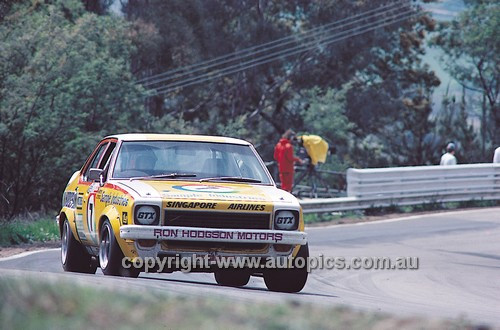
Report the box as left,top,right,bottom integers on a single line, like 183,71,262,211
0,248,60,262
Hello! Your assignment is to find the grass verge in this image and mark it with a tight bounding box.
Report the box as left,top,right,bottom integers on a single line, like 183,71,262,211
0,277,471,330
0,216,59,247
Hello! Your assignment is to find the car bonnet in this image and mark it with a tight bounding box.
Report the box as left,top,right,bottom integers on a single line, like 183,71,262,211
114,180,297,204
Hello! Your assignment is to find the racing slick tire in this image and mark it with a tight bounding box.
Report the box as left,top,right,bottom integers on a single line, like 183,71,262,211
61,219,97,274
99,219,140,278
263,244,309,293
214,269,251,287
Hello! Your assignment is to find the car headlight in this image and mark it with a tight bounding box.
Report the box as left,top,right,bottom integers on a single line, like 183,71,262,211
274,210,299,230
134,205,160,225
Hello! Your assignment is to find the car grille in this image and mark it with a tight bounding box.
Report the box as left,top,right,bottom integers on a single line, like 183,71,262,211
164,210,271,230
163,210,270,252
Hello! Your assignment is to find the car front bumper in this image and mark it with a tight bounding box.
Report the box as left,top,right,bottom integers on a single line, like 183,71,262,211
120,225,307,245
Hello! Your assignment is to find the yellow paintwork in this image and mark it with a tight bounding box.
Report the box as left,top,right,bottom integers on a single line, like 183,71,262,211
60,206,77,239
58,135,305,260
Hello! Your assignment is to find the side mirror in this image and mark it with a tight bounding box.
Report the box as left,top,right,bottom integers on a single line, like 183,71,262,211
88,168,103,182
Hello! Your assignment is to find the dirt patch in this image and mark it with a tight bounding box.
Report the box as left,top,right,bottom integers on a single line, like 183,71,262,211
0,241,60,259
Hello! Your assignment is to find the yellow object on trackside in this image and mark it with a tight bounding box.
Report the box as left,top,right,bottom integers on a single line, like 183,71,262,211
300,135,329,165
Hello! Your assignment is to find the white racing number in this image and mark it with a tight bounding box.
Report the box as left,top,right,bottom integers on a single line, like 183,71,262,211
87,193,96,234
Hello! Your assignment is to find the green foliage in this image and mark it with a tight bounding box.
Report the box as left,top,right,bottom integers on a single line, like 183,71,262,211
433,1,499,145
0,0,148,217
303,211,363,224
82,0,113,15
436,90,482,163
294,86,355,170
0,216,59,246
124,0,441,169
299,87,353,145
343,16,442,167
2,0,492,217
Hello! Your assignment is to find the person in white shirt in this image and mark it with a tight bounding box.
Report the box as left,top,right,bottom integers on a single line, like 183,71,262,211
440,142,457,165
493,147,500,163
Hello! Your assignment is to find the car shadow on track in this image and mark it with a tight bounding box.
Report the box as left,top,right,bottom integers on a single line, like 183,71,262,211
139,274,338,298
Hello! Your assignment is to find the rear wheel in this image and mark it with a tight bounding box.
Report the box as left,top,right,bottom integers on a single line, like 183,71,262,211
264,244,309,293
99,220,140,278
61,219,97,274
214,269,250,287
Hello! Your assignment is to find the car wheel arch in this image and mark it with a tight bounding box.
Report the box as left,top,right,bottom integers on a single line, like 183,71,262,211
58,209,79,242
98,210,130,257
97,205,120,241
58,212,67,237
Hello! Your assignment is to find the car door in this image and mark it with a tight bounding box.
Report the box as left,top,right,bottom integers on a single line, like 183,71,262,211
76,140,117,246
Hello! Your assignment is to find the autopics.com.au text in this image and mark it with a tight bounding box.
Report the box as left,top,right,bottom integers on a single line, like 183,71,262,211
122,254,419,273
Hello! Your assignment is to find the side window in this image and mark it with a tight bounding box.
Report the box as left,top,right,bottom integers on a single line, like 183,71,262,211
99,142,117,170
83,143,108,181
99,142,117,181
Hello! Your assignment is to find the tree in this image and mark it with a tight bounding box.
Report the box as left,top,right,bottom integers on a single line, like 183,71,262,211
292,86,354,169
0,0,147,217
82,0,113,15
433,0,499,148
339,10,441,167
122,0,441,168
435,85,482,163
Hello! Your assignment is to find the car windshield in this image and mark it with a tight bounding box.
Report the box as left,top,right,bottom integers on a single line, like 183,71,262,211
112,140,272,184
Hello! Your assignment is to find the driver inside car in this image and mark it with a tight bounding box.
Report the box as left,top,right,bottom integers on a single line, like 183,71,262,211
130,150,157,175
115,145,157,177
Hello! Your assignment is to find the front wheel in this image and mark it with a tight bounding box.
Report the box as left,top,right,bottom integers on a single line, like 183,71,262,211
61,219,97,274
263,244,309,293
99,220,140,278
214,269,250,287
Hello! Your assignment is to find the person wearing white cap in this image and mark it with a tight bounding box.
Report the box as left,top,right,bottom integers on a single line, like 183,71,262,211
493,147,500,163
440,142,457,165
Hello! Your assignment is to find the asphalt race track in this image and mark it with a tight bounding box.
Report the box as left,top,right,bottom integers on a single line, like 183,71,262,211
1,208,499,326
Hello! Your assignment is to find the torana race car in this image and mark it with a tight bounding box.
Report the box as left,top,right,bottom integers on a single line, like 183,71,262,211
58,134,308,292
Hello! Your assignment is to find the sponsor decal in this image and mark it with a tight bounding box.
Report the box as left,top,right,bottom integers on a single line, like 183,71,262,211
276,216,294,225
99,193,129,207
63,191,77,208
87,182,99,193
161,191,267,201
227,203,265,211
172,184,236,194
77,194,84,209
122,212,128,225
153,228,283,242
166,201,217,209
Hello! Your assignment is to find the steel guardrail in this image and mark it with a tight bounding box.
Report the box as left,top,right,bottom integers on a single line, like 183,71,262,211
300,164,500,213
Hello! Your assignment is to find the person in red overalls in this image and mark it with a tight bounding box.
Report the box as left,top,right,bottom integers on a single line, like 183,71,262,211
274,129,302,192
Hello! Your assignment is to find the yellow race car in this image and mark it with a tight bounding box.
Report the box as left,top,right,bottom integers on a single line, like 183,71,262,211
58,134,308,292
